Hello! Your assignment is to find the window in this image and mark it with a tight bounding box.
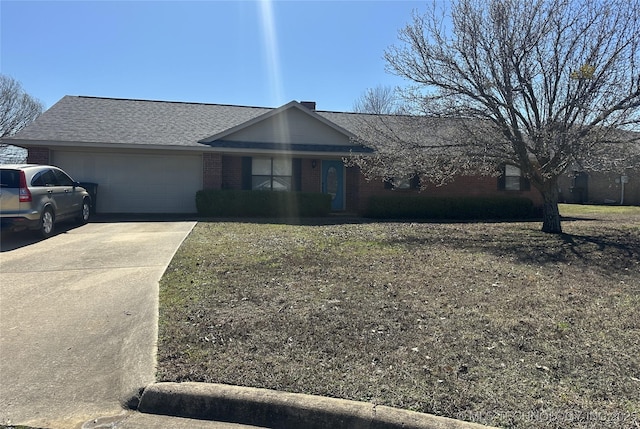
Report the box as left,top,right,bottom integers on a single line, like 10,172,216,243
504,165,522,190
252,157,292,191
31,169,57,187
385,175,420,190
52,169,74,186
499,165,530,191
0,169,20,188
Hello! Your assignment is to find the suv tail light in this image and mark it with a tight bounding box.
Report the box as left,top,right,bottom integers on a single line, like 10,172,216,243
19,171,32,202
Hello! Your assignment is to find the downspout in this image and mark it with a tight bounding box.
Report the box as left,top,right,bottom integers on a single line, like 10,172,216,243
620,175,627,205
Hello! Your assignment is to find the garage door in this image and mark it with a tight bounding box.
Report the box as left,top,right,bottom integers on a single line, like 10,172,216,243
52,150,202,213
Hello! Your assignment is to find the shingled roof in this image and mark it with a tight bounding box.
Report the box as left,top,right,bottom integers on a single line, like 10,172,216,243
4,96,272,148
4,96,372,150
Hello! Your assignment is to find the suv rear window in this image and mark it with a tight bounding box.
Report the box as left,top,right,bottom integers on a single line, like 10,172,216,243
0,169,20,188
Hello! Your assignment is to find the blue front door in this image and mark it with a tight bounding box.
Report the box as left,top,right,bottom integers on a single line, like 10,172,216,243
322,160,344,211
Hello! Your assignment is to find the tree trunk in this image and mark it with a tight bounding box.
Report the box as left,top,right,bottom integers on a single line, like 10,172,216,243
541,183,562,234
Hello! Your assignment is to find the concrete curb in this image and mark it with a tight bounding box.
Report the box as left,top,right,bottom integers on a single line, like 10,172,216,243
138,382,496,429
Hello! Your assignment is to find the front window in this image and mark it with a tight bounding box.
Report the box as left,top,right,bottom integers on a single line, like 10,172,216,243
504,165,522,191
252,157,292,191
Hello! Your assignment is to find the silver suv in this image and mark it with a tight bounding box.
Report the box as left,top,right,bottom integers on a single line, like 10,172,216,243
0,164,92,238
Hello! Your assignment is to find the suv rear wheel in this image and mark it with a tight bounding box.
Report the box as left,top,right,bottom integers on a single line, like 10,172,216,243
40,207,55,238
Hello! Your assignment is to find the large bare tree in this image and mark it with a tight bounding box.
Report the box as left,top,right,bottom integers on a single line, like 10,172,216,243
0,74,44,162
352,0,640,233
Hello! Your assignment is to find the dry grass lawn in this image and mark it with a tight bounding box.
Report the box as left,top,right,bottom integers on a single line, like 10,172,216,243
157,205,640,428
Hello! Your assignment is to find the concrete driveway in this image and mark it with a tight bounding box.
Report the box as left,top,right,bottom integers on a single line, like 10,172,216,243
0,220,196,429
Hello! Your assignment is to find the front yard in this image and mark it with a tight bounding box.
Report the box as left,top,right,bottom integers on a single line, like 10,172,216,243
157,205,640,428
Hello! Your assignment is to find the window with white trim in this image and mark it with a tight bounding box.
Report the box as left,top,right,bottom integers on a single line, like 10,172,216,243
499,164,530,191
504,165,522,191
251,157,292,191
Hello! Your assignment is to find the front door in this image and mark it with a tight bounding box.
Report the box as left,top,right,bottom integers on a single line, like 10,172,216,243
322,160,344,211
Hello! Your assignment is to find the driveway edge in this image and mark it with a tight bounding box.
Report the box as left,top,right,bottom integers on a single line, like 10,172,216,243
138,382,495,429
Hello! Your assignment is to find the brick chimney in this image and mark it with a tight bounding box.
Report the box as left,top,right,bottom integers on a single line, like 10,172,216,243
300,101,316,110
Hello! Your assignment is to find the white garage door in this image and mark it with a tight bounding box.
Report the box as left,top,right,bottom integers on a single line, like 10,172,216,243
52,150,202,213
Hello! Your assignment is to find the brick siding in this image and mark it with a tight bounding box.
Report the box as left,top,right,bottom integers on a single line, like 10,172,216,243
26,147,50,164
221,155,243,189
301,159,321,193
203,153,222,189
206,153,545,212
354,172,543,214
346,166,361,213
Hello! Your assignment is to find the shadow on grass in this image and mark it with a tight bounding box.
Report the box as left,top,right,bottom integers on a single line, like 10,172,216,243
560,230,638,259
381,222,639,277
193,215,638,276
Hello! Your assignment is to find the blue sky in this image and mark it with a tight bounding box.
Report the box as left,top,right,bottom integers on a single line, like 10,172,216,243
1,0,429,112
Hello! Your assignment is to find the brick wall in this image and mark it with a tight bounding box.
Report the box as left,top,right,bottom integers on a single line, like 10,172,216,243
346,166,361,213
354,173,543,214
221,155,243,189
206,154,546,212
301,159,321,192
203,153,222,190
26,147,50,164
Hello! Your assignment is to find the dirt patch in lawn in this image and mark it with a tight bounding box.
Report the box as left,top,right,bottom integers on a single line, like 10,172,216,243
157,208,639,428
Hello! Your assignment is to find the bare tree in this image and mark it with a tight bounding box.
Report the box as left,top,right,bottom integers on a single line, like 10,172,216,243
1,74,44,138
1,75,43,142
352,0,640,233
353,85,404,114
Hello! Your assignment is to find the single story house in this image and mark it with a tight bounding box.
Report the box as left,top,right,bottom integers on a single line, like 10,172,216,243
2,96,543,214
558,170,639,205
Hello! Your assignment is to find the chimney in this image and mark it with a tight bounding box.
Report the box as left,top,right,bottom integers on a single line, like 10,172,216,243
300,101,316,111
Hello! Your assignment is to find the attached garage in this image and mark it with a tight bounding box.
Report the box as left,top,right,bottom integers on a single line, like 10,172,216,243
52,150,203,213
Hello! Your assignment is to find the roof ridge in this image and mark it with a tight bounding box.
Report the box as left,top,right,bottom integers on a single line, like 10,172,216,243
316,108,419,118
75,95,274,110
72,96,397,116
65,95,444,120
73,96,384,115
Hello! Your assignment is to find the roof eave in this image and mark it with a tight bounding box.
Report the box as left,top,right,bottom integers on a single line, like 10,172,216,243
205,146,372,157
203,140,373,156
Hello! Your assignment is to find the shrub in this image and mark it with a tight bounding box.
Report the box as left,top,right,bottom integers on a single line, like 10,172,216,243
365,195,536,220
196,190,332,217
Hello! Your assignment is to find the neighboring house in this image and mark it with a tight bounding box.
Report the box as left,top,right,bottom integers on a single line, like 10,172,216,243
1,96,543,214
558,170,639,205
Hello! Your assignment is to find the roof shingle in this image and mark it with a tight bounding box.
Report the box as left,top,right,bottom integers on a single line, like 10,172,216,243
6,96,272,147
4,95,432,151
